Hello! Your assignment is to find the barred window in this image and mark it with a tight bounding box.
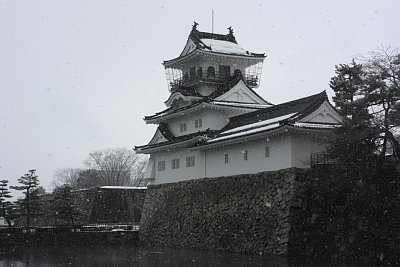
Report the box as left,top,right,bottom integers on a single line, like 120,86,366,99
180,123,187,132
243,150,248,161
186,156,195,167
224,153,229,164
265,147,270,157
195,119,202,128
157,161,165,171
171,159,180,169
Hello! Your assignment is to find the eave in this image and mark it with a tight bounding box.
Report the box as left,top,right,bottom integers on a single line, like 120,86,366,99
144,101,261,124
164,92,203,107
163,49,266,68
135,136,208,154
189,124,335,151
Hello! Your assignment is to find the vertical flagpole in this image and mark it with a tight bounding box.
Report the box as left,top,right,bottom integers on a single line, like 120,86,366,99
212,9,214,33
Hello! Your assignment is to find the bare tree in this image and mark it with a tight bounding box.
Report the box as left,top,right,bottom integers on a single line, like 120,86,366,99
52,168,83,189
84,147,148,186
129,156,148,186
358,47,400,159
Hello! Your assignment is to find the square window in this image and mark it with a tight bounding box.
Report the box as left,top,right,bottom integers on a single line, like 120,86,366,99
186,156,195,167
265,147,270,157
195,119,202,129
157,161,165,171
171,159,180,169
224,153,229,164
243,150,248,161
180,123,187,132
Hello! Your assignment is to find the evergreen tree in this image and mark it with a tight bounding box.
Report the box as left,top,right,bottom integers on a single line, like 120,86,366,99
51,185,80,226
328,49,400,184
11,169,41,228
329,62,377,180
330,60,370,126
0,179,13,226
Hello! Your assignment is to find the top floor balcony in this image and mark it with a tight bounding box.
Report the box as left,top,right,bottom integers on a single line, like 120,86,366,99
168,71,259,92
165,63,263,92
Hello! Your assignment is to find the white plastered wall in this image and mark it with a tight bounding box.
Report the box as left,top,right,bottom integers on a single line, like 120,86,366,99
204,135,292,178
151,134,294,185
290,133,327,168
152,149,206,184
165,108,245,137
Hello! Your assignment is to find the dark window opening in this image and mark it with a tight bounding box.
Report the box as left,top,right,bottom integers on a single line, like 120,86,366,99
197,67,203,79
219,65,231,79
207,66,215,78
190,67,196,80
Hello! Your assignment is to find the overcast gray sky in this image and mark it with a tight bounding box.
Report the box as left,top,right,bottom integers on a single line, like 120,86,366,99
1,0,399,192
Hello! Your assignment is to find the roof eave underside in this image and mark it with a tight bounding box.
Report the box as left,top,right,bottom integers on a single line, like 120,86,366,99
222,91,328,132
190,124,335,151
135,136,206,154
144,102,263,124
163,49,266,67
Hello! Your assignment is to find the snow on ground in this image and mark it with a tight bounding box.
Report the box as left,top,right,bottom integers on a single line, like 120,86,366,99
99,186,147,190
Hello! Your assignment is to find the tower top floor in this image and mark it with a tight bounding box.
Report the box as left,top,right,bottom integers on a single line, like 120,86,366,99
163,22,266,92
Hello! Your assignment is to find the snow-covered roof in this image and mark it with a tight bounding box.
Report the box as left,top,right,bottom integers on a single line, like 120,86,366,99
136,91,341,153
190,91,339,147
99,186,147,190
208,123,282,143
210,101,271,109
163,24,265,66
222,113,297,135
145,74,269,123
200,39,248,56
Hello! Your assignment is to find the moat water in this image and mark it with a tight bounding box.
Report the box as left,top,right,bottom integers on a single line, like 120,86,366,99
0,244,354,267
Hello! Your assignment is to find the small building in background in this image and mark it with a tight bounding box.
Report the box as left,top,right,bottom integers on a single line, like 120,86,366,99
0,217,8,227
135,23,342,185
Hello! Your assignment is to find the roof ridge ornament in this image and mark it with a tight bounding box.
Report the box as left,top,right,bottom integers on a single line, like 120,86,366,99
227,26,237,43
192,21,199,31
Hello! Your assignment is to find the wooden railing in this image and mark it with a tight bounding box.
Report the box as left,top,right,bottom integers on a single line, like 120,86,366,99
310,152,335,167
170,72,258,90
0,223,140,232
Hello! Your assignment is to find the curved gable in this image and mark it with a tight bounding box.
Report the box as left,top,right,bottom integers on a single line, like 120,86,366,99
215,80,268,105
299,100,342,124
179,39,197,57
148,128,169,145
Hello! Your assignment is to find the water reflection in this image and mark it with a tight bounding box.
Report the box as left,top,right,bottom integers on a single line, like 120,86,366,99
0,245,345,267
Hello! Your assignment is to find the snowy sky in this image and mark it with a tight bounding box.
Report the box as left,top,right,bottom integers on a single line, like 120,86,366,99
1,0,399,192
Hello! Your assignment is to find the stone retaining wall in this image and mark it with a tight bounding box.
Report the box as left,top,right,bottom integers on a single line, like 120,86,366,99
139,167,400,264
139,168,307,255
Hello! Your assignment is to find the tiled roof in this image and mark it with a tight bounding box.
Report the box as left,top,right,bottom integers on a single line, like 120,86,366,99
172,85,203,97
190,25,238,45
189,91,336,148
190,26,265,57
135,128,218,152
163,24,265,65
144,102,202,121
222,91,328,132
145,75,267,122
206,71,270,104
137,90,338,152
